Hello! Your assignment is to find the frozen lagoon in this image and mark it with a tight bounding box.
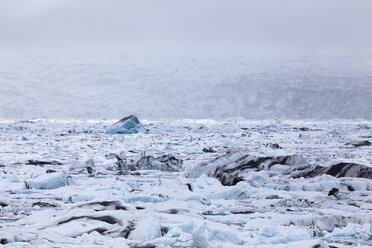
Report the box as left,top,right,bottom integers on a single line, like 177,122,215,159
0,119,371,247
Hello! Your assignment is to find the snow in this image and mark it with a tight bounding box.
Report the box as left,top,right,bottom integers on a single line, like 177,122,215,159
0,119,371,247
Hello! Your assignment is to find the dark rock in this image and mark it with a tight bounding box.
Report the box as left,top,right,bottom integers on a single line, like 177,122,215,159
328,188,339,197
26,160,63,166
231,210,255,214
265,194,280,199
87,167,94,174
186,183,193,192
161,226,169,236
345,140,371,148
58,215,120,225
86,159,96,175
265,143,281,149
299,127,312,131
130,245,156,248
347,185,355,191
215,171,243,186
78,201,126,211
32,202,57,208
46,169,56,173
0,202,8,207
323,163,372,179
202,147,216,153
164,209,179,214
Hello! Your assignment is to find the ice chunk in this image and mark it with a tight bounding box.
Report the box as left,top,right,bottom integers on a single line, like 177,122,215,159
192,223,210,248
130,217,161,241
24,172,68,189
106,115,147,134
325,223,371,241
300,162,372,179
186,151,308,186
124,195,165,203
258,225,313,244
131,151,183,172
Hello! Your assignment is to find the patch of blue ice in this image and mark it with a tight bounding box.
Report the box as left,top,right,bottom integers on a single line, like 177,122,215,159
106,115,148,134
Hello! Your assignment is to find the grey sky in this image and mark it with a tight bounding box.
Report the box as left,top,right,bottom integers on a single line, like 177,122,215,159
1,0,372,51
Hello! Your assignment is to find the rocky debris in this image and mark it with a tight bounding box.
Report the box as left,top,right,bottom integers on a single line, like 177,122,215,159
106,115,148,134
78,201,127,211
132,152,183,172
186,151,307,186
32,202,58,208
57,215,121,226
187,151,372,186
51,213,123,237
265,143,282,149
26,160,63,166
46,169,56,173
299,163,372,179
266,194,280,199
106,151,132,172
117,157,134,172
324,163,372,179
130,244,156,248
345,140,371,148
120,221,135,238
202,147,217,153
0,202,8,207
112,151,183,172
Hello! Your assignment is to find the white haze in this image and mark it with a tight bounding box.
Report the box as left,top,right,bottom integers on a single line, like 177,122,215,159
0,0,371,119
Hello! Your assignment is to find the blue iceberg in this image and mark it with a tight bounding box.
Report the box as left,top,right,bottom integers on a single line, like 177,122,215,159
106,115,148,134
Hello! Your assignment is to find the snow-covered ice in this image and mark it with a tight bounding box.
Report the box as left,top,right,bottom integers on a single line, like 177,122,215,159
0,118,371,247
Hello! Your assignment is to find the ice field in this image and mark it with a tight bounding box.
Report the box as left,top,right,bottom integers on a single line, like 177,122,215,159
0,118,371,247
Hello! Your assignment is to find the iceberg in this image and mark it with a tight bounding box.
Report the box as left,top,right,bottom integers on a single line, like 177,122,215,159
106,115,148,134
25,172,68,190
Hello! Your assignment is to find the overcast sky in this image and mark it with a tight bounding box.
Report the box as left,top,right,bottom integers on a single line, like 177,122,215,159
1,0,372,52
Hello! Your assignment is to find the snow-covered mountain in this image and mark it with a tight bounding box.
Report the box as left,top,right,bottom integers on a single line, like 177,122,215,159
1,50,371,120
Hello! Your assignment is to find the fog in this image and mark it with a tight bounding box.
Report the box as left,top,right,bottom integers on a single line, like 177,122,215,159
0,0,372,120
1,0,372,51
